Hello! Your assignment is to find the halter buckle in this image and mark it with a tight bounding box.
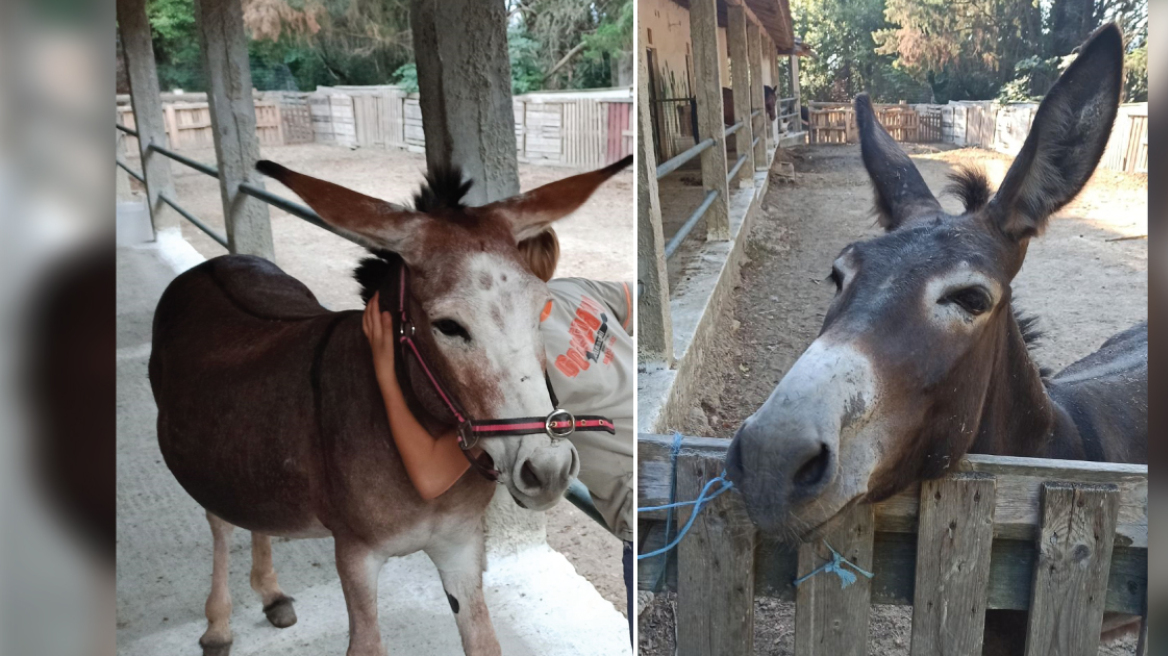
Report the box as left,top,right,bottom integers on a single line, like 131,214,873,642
458,422,478,451
398,322,416,339
545,409,576,438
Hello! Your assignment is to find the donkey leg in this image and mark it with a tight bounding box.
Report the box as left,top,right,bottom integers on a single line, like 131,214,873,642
334,536,388,656
425,526,500,656
250,532,297,628
200,511,235,656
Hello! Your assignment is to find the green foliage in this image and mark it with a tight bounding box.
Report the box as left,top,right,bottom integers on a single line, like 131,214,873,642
147,0,203,91
792,0,1148,105
509,27,547,94
392,62,417,93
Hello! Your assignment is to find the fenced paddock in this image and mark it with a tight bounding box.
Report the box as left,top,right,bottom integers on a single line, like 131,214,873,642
638,433,1148,656
806,99,1147,174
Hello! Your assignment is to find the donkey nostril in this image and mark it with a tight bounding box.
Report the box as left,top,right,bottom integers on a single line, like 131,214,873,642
521,460,542,489
793,444,831,489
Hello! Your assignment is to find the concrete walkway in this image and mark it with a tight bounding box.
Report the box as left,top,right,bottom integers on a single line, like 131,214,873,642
116,204,629,655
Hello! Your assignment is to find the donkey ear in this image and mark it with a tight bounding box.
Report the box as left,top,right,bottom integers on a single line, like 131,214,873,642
856,93,942,231
987,23,1124,240
256,161,425,260
483,155,632,241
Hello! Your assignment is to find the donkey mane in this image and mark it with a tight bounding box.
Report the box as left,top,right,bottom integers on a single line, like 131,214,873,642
351,167,479,303
414,166,474,214
945,165,993,213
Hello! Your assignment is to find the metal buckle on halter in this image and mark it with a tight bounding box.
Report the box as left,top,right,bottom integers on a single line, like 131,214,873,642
458,422,478,451
398,321,416,339
545,409,576,438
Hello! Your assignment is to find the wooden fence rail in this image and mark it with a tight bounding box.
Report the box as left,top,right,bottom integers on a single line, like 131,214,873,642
638,433,1147,656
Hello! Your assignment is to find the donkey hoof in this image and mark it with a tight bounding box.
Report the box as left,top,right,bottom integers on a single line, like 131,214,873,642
198,636,232,656
263,596,298,628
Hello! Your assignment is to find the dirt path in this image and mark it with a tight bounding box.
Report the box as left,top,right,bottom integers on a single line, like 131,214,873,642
639,143,1146,654
130,143,633,616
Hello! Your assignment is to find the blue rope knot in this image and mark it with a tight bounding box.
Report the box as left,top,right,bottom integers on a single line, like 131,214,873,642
637,434,735,561
792,540,874,589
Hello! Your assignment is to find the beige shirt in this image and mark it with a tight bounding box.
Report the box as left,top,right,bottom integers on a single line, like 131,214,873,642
543,278,634,542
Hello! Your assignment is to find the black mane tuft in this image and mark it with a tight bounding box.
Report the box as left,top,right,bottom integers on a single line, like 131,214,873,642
1013,306,1052,377
413,167,474,214
353,250,400,304
945,165,993,213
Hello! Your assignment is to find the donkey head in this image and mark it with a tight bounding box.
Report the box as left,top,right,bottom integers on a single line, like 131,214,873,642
726,25,1124,539
258,156,631,510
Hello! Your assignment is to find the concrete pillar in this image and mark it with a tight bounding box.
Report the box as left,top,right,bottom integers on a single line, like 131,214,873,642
195,0,275,259
116,0,178,236
637,50,673,366
791,54,802,133
727,6,754,187
688,0,731,240
410,0,519,205
748,23,768,168
766,35,779,142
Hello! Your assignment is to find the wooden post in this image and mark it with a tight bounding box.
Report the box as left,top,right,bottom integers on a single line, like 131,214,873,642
676,454,755,656
910,474,997,655
726,5,754,186
194,0,275,259
747,23,767,169
636,50,673,366
1024,482,1120,656
688,0,731,240
794,504,874,656
410,0,519,205
116,0,178,236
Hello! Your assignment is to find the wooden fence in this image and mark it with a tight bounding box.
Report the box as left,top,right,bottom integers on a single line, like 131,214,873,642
807,101,942,145
117,99,285,153
805,99,1147,175
117,86,633,170
638,433,1148,656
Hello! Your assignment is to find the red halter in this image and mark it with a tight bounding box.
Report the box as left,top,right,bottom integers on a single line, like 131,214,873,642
395,262,615,482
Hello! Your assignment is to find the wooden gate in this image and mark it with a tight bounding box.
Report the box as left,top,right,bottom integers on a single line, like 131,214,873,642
638,433,1148,656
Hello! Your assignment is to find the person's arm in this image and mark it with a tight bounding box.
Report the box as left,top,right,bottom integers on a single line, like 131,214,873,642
363,292,471,500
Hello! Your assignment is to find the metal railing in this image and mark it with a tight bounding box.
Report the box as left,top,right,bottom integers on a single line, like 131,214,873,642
655,137,715,180
724,120,744,138
664,190,718,259
116,159,145,184
726,154,748,182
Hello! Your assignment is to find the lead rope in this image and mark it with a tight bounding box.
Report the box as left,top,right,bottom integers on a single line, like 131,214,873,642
793,541,874,589
637,432,734,561
636,433,874,591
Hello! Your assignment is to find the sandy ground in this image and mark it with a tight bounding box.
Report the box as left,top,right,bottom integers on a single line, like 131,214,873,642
639,143,1147,654
123,143,633,616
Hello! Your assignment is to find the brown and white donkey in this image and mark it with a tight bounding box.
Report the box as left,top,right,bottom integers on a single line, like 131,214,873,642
726,24,1145,654
150,156,630,656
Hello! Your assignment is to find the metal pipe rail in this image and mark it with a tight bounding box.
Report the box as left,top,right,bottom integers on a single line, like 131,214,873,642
238,182,354,243
664,189,718,259
751,109,762,118
724,121,744,138
752,136,761,149
116,159,145,184
148,144,221,179
116,123,139,137
656,137,715,180
726,154,748,183
159,192,229,249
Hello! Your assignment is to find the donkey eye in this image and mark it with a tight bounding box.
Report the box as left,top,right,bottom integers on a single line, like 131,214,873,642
942,287,992,316
433,319,471,342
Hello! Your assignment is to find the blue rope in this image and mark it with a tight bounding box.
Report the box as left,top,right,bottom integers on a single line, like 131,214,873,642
792,540,874,589
638,465,734,560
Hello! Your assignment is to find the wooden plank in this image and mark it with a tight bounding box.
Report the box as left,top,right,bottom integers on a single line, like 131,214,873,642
727,5,754,184
676,453,755,656
636,51,673,365
910,474,996,655
794,504,874,656
688,0,730,239
195,0,273,258
638,435,1147,549
116,0,179,232
747,22,766,167
1024,482,1119,656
